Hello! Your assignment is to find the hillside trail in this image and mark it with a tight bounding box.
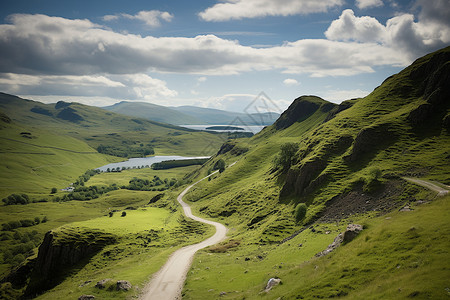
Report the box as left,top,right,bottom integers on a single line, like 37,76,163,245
141,164,235,300
403,177,449,196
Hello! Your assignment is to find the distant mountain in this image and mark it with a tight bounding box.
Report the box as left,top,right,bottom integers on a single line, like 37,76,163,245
103,101,201,125
172,105,279,126
103,101,279,126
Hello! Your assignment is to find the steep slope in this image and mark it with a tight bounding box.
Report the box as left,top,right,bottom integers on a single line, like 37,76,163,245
179,46,450,298
103,101,202,125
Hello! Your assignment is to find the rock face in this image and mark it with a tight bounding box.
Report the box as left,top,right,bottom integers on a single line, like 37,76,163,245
274,96,334,130
116,280,132,291
316,224,363,257
25,229,116,297
78,295,95,300
345,123,396,163
264,278,281,292
56,107,84,122
281,135,353,197
342,224,363,243
95,279,112,289
408,50,450,127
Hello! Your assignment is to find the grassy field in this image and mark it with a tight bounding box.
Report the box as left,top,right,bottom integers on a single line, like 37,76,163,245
86,165,200,187
31,195,215,300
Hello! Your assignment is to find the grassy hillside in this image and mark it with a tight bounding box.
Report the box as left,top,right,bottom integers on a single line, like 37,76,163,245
0,94,228,158
0,94,231,196
179,47,450,298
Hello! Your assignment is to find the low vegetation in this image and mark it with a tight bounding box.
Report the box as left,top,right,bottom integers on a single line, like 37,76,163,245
151,158,209,170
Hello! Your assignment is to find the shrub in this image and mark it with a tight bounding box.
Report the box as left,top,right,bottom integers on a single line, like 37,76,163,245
275,143,299,170
19,219,34,227
121,212,127,217
294,203,307,223
213,159,226,173
2,194,30,205
51,187,57,194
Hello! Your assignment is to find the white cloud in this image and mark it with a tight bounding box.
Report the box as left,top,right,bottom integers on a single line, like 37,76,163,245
198,0,343,21
0,73,177,100
197,76,207,82
200,93,288,113
322,89,370,103
325,9,386,43
355,0,383,10
283,78,299,86
0,14,410,79
103,10,173,27
325,8,450,60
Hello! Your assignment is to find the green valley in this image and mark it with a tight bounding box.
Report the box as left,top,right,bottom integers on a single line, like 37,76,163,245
0,46,449,300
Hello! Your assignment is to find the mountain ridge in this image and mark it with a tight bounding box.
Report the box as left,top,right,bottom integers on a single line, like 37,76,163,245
103,101,280,126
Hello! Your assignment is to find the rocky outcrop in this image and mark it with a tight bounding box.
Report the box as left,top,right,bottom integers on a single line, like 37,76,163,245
281,157,326,197
281,135,353,197
274,96,334,130
316,224,363,257
116,280,132,291
25,229,116,297
56,107,84,122
345,124,396,163
264,278,281,292
408,49,450,126
78,295,95,300
95,278,112,289
324,99,356,122
217,141,248,156
148,193,165,204
30,106,53,117
0,111,11,124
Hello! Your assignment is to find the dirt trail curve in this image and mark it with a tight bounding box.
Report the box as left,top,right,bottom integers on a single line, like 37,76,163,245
141,167,232,300
403,177,450,196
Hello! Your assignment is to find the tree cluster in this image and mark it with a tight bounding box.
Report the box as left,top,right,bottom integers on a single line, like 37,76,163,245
55,185,118,202
125,176,177,191
2,194,30,205
1,216,47,231
96,143,154,158
152,158,209,170
1,230,42,267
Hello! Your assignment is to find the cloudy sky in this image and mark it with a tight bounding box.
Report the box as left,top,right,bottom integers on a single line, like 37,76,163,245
0,0,449,112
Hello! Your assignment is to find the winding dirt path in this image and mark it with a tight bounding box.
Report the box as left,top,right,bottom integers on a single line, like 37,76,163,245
403,177,450,196
141,170,228,300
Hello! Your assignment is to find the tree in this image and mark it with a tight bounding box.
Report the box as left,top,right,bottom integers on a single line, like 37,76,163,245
214,159,226,173
109,211,114,217
34,217,41,224
121,211,127,217
41,216,48,223
51,187,57,194
294,203,307,223
275,143,299,170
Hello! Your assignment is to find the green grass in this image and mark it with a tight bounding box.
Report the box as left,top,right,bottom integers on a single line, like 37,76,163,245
86,165,200,187
182,195,450,299
32,199,215,300
68,207,173,234
179,47,450,299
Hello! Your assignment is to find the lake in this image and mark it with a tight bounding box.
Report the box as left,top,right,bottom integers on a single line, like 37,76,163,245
97,155,210,172
180,124,265,134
